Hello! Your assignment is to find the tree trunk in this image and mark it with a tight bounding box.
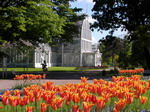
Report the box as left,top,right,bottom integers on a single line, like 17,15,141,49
143,46,150,69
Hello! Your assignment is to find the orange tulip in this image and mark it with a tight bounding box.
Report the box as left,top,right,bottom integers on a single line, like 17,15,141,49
114,99,127,111
125,93,134,104
83,102,94,112
116,89,125,99
26,106,35,112
46,81,54,90
81,92,88,101
101,92,112,102
72,105,80,112
28,93,35,103
93,79,98,84
40,103,47,112
33,90,42,101
140,96,148,104
24,95,29,105
0,95,9,105
42,91,56,104
14,90,21,96
50,103,57,110
96,79,106,84
138,85,147,94
9,96,19,107
81,77,88,83
95,97,105,111
0,106,2,109
42,83,47,89
19,98,26,107
55,97,64,108
72,93,80,103
134,90,141,99
50,97,64,110
59,91,71,105
3,90,12,96
19,96,29,106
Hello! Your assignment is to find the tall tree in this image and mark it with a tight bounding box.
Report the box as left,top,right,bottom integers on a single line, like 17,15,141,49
92,0,150,68
0,0,85,47
130,25,150,69
118,38,132,68
99,36,132,68
99,35,123,66
130,40,146,68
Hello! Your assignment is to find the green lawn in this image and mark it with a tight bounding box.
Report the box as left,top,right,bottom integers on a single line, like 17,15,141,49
0,67,103,72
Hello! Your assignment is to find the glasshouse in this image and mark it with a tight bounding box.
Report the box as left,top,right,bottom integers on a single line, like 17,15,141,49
0,19,101,68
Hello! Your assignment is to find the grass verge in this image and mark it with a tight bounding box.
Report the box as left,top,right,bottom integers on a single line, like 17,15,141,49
0,67,105,72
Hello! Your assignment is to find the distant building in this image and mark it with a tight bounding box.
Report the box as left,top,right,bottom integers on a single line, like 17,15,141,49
0,19,101,68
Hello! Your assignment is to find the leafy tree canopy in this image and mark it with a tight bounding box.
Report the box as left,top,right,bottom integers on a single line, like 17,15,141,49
91,0,150,32
92,0,150,69
0,0,85,47
130,25,150,49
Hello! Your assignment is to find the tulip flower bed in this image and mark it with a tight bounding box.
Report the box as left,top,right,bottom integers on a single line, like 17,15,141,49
118,68,144,76
12,74,46,90
1,75,150,112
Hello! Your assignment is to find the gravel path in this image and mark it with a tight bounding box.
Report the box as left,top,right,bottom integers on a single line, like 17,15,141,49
0,70,112,90
0,79,94,90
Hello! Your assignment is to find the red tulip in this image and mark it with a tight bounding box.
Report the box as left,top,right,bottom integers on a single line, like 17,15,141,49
140,96,147,104
0,95,9,105
72,105,80,112
40,103,47,112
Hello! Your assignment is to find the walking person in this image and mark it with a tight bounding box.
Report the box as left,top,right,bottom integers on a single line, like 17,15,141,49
41,60,47,71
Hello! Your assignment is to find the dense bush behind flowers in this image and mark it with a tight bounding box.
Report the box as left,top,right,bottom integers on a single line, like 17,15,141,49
1,71,150,112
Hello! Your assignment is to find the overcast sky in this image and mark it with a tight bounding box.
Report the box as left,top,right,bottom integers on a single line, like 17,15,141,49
70,0,127,43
